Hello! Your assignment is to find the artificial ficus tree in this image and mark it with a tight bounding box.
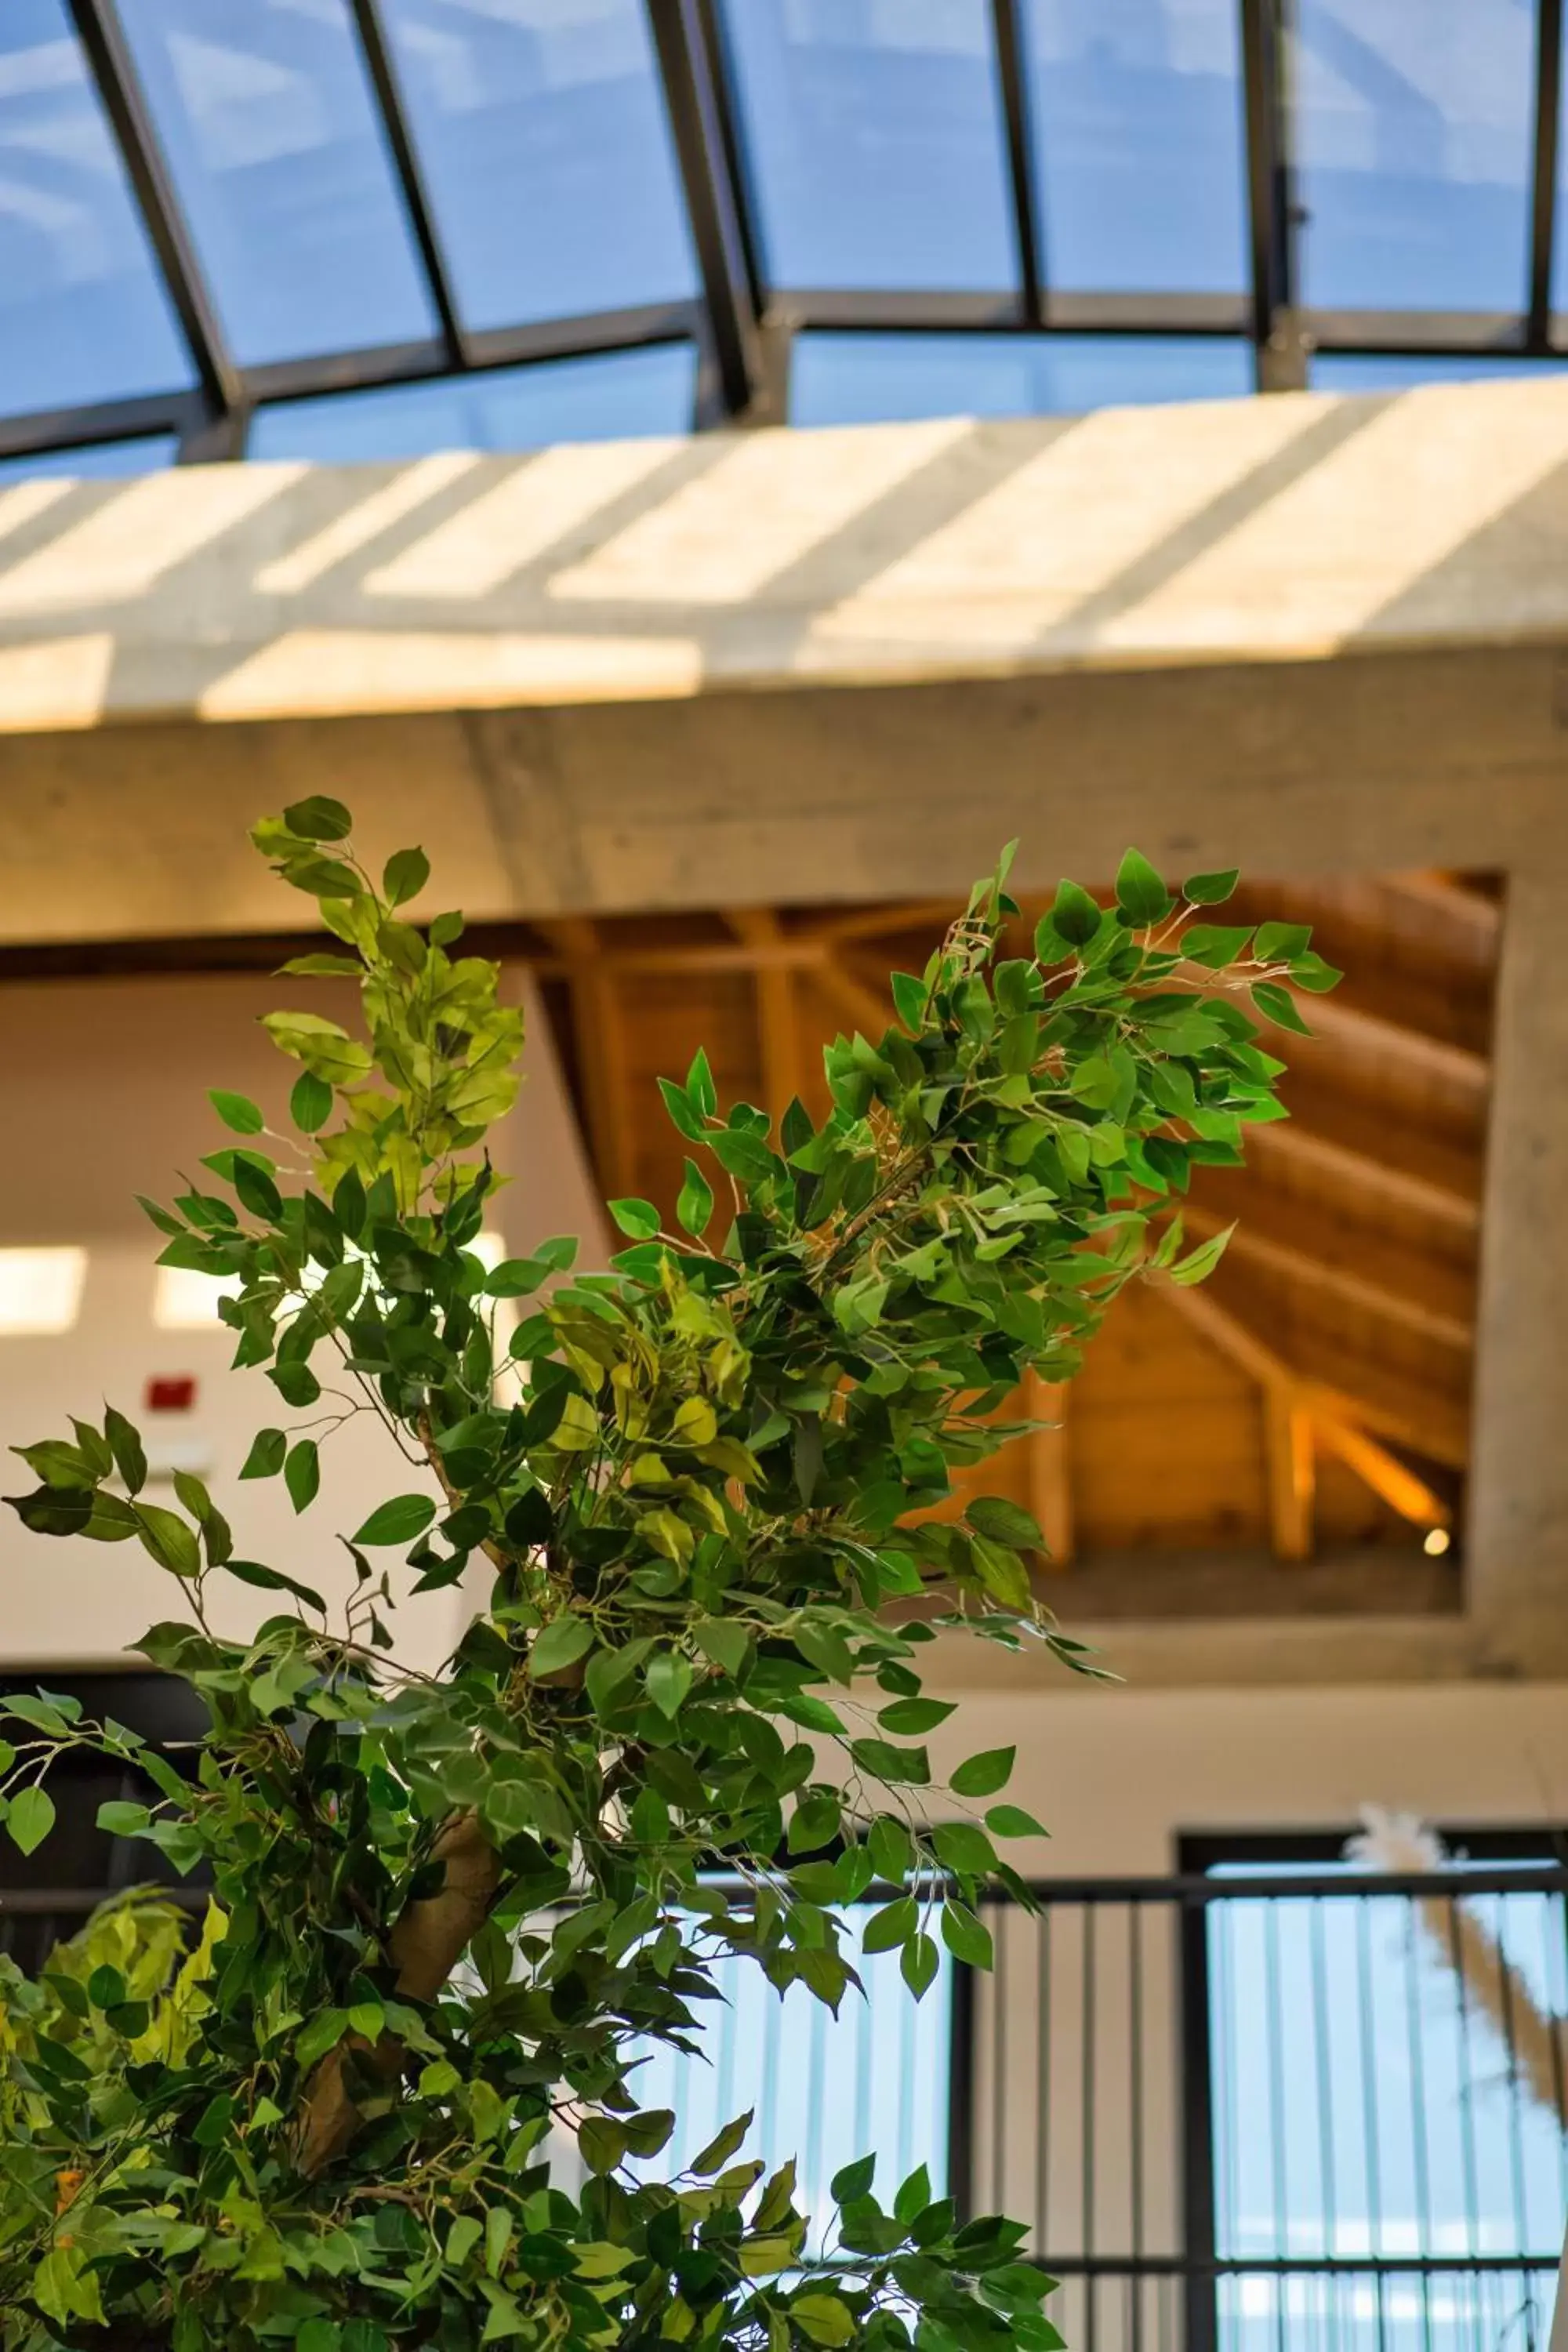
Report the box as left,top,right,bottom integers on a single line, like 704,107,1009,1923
0,805,1335,2352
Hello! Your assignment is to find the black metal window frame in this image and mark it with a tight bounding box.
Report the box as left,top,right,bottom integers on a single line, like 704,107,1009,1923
2,0,1566,470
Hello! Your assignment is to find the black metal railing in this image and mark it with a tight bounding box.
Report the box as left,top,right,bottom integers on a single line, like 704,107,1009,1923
5,1835,1566,2352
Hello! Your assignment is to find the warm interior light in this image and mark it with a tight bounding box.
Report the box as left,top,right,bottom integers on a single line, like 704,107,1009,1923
0,1246,88,1334
153,1265,241,1330
1423,1526,1452,1557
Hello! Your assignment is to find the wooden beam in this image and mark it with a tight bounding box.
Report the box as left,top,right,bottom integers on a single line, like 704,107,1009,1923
1312,1415,1449,1532
1179,1201,1472,1351
813,954,891,1041
1243,1120,1481,1234
1024,1370,1073,1569
1260,990,1490,1094
816,900,958,945
1385,870,1502,937
1263,1386,1316,1560
725,908,800,1115
535,916,636,1200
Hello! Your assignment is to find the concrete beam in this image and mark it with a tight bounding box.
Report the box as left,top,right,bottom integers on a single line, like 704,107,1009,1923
5,381,1568,938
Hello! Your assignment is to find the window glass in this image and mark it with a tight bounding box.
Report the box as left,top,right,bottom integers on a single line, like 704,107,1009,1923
249,344,697,460
1022,0,1247,295
1293,0,1534,313
0,0,191,417
376,0,695,331
1312,353,1568,391
792,331,1254,426
718,0,1017,291
0,432,177,481
114,0,437,366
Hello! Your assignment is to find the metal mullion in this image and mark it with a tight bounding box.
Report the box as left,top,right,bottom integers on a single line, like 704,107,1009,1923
65,0,241,434
991,0,1044,326
347,0,470,369
644,0,765,423
692,0,765,317
1240,0,1304,390
1530,0,1564,347
0,390,205,463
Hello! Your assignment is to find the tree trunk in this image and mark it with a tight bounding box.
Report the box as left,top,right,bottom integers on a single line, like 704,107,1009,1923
292,1807,499,2177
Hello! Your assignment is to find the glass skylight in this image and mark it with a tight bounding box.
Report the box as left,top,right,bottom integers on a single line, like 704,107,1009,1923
114,0,438,365
792,331,1254,426
0,0,192,419
1021,0,1248,295
249,343,697,461
375,0,697,331
0,433,177,481
1292,0,1535,314
718,0,1018,292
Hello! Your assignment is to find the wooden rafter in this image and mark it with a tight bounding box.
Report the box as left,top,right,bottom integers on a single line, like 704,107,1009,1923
1157,1279,1456,1549
724,909,801,1114
1261,990,1490,1093
535,916,636,1200
1245,1120,1481,1234
1263,1387,1316,1561
1385,871,1502,938
1179,1201,1472,1352
1023,1370,1073,1570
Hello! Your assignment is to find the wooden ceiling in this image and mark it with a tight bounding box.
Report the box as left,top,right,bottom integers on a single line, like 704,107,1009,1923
521,872,1499,1618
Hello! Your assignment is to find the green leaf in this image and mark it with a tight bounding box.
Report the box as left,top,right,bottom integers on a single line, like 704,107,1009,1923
951,1745,1015,1798
1182,867,1240,905
967,1495,1044,1551
1290,951,1343,993
986,1803,1051,1838
240,1427,288,1481
223,1559,327,1613
677,1157,714,1239
608,1197,662,1241
877,1697,955,1736
861,1897,916,1955
1254,920,1312,963
209,1088,263,1135
296,2008,348,2070
790,2295,856,2347
686,1047,717,1118
1049,879,1102,947
383,845,430,906
134,1502,201,1577
530,1613,595,1679
290,1070,334,1132
849,1737,931,1786
103,1405,147,1497
7,1786,55,1857
646,1650,693,1719
1250,979,1311,1036
97,1800,151,1838
691,2109,754,2176
234,1156,283,1221
694,1617,751,1679
282,795,352,841
1168,1223,1235,1287
1180,922,1254,969
867,1815,914,1882
284,1439,320,1514
902,1932,941,1997
933,1821,996,1877
941,1899,994,1969
1115,848,1172,927
353,1494,437,1547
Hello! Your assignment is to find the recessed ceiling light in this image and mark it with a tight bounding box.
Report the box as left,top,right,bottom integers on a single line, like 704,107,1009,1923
1423,1526,1452,1557
0,1247,87,1334
153,1265,241,1330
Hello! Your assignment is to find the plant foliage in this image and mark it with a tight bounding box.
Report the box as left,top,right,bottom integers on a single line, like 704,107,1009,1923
0,813,1332,2350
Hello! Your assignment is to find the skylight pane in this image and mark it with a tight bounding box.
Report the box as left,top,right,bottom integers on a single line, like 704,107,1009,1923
0,434,177,481
0,0,192,418
1022,0,1247,295
114,0,437,366
718,0,1016,291
1312,354,1568,391
153,1264,240,1329
1293,0,1534,314
0,1247,87,1334
249,345,697,460
791,332,1253,426
376,0,696,330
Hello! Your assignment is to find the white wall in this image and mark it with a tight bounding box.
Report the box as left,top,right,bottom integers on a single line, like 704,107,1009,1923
0,965,608,1674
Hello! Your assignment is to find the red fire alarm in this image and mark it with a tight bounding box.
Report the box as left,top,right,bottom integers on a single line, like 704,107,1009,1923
146,1375,197,1412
